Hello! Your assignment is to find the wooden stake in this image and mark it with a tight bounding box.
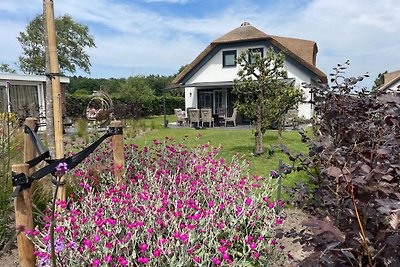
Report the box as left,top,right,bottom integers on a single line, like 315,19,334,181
111,121,125,183
13,164,35,267
44,0,65,201
24,118,37,175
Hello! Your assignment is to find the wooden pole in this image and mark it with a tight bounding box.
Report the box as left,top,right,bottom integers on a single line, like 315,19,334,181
111,121,125,183
24,118,37,175
44,0,65,201
43,0,56,160
13,164,35,267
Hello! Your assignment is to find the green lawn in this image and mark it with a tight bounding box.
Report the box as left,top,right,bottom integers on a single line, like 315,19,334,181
124,115,311,191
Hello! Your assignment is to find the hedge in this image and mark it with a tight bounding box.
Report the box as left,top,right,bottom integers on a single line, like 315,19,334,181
66,94,185,119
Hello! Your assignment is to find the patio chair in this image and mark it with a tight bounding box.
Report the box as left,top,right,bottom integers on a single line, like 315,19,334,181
224,108,238,127
189,109,200,127
174,108,186,126
201,108,214,128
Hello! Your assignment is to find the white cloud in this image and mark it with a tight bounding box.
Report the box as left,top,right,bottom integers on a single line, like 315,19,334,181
143,0,190,3
1,0,399,87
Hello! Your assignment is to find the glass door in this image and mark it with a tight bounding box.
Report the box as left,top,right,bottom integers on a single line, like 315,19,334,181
213,90,227,115
198,91,213,109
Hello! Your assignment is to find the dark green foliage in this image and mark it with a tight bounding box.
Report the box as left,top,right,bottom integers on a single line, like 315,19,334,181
66,76,126,94
17,14,96,75
66,93,184,119
0,63,16,74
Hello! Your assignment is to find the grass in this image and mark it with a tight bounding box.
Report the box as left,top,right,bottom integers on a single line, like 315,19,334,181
127,115,311,191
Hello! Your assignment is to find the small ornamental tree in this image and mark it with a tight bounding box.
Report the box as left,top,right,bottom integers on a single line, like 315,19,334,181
233,47,303,155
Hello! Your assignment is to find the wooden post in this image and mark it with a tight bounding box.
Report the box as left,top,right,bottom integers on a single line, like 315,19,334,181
24,118,37,175
44,0,65,201
111,121,124,183
13,164,35,267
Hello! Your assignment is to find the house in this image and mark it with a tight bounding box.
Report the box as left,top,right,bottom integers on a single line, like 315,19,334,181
0,73,70,127
379,70,400,95
171,22,327,122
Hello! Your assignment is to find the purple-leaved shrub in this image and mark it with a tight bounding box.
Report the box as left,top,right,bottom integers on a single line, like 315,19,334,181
28,137,287,266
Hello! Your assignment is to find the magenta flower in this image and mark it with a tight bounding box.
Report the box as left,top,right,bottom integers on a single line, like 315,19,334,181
249,243,257,250
245,197,253,205
212,258,221,265
140,243,148,252
105,255,112,262
92,259,101,266
137,257,150,263
153,249,161,257
193,257,201,263
218,246,227,253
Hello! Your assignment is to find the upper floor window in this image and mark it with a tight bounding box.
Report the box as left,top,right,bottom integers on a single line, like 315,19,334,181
223,50,236,67
248,47,264,64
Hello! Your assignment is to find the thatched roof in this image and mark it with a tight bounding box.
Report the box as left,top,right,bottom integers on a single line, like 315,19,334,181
172,22,327,84
380,70,400,91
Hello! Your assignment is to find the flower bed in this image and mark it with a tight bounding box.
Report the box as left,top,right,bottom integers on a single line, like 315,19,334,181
29,137,287,266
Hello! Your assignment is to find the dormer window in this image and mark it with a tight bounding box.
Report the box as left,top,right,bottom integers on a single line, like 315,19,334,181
248,47,263,64
223,50,236,67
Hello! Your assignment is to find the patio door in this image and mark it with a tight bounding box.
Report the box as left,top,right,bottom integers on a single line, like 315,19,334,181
213,89,227,115
198,91,213,109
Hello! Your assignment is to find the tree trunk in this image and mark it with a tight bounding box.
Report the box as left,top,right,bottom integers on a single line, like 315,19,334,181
278,120,283,141
254,103,264,155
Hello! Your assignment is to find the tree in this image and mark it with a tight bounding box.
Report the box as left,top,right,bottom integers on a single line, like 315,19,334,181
0,63,16,73
17,14,96,75
371,70,388,95
233,47,304,155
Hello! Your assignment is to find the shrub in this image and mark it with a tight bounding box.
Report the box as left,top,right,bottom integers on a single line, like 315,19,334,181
29,137,288,266
283,62,400,266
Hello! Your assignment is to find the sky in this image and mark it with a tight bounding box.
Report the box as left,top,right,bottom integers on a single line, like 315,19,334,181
0,0,399,89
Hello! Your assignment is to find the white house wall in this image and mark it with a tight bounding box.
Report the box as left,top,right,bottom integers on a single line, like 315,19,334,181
185,87,197,110
285,58,313,119
185,43,315,119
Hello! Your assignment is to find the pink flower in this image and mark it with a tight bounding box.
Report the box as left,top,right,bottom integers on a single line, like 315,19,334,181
105,255,112,262
140,243,148,252
137,257,150,263
153,249,161,257
212,258,221,265
173,232,181,239
193,257,201,263
180,233,188,241
92,259,101,266
93,236,100,242
222,253,230,260
269,202,275,209
249,243,257,250
208,201,214,207
218,246,227,253
245,197,252,205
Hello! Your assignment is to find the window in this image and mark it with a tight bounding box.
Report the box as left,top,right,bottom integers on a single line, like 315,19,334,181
248,47,263,64
223,50,236,67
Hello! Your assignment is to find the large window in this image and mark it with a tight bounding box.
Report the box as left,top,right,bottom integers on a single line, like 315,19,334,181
222,50,236,67
248,47,264,64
